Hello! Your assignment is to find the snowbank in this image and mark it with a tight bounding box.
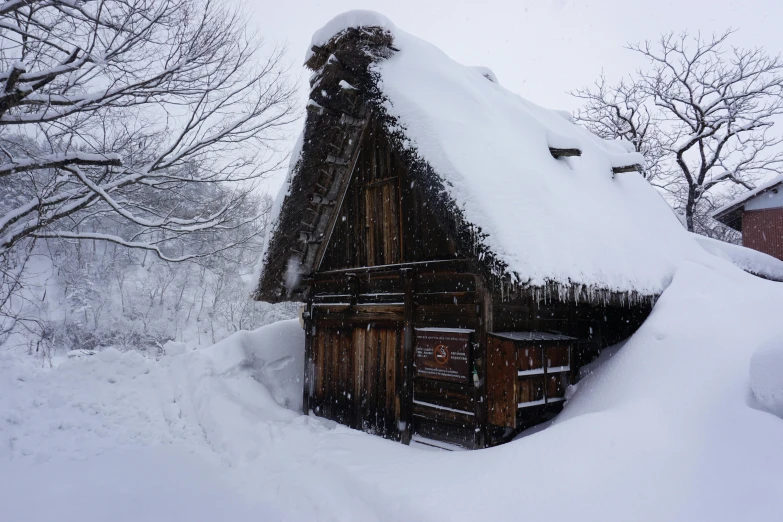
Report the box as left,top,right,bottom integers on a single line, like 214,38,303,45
750,341,783,418
692,233,783,281
0,320,305,465
201,319,305,413
5,264,783,521
1,448,278,522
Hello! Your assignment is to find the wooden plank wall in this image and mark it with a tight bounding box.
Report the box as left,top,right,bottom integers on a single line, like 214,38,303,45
494,297,652,351
485,337,576,444
486,336,516,428
306,260,488,448
320,117,456,272
309,321,402,439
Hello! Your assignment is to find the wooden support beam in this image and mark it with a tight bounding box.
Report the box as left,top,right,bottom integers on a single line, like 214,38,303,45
305,101,335,117
549,147,582,158
299,231,322,244
311,194,334,205
612,164,643,174
325,154,349,166
310,45,328,59
339,113,364,127
346,273,359,306
400,268,415,445
301,300,313,415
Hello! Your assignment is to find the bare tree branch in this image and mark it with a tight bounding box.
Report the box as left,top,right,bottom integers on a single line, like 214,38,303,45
0,0,297,332
574,30,783,235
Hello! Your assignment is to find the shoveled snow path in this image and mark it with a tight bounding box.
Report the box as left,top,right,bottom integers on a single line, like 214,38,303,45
0,321,399,520
3,263,783,521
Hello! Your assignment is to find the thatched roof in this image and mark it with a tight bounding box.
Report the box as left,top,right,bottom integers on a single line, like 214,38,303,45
255,11,734,304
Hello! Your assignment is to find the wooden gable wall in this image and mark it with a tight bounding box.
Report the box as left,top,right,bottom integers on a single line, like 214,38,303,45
320,117,457,271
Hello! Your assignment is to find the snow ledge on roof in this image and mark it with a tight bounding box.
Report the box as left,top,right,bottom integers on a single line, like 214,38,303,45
305,10,396,64
692,233,783,282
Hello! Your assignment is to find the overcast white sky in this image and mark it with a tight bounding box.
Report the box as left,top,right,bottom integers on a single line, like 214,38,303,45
246,0,783,195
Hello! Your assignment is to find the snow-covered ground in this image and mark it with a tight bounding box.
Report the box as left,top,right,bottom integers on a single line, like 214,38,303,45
3,261,783,521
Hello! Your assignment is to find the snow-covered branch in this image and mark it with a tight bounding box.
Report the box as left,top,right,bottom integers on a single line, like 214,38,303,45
576,30,783,234
0,0,296,261
0,152,121,177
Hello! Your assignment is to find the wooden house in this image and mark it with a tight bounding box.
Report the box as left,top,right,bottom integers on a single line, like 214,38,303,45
713,174,783,261
254,12,721,449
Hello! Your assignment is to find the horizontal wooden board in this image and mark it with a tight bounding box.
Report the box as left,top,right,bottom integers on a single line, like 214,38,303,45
416,272,477,293
414,291,478,306
413,378,475,412
414,304,480,330
412,402,474,425
413,416,475,449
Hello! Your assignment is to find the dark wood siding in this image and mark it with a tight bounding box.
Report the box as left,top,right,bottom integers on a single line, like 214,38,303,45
320,118,456,271
493,296,651,349
305,261,488,448
486,335,575,442
487,335,516,428
309,319,402,439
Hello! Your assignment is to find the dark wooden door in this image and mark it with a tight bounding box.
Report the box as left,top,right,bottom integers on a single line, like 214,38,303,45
309,323,402,439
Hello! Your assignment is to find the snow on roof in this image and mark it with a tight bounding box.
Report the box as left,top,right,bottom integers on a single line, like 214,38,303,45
691,233,783,282
712,173,783,219
468,66,499,84
261,11,758,301
365,17,713,295
305,10,396,64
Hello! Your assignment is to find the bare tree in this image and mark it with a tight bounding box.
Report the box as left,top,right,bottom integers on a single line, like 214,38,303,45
0,0,296,338
573,30,783,234
571,75,669,188
0,0,295,257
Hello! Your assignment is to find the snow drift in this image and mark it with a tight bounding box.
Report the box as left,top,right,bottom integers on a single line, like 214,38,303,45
750,341,783,419
693,233,783,281
4,262,783,521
